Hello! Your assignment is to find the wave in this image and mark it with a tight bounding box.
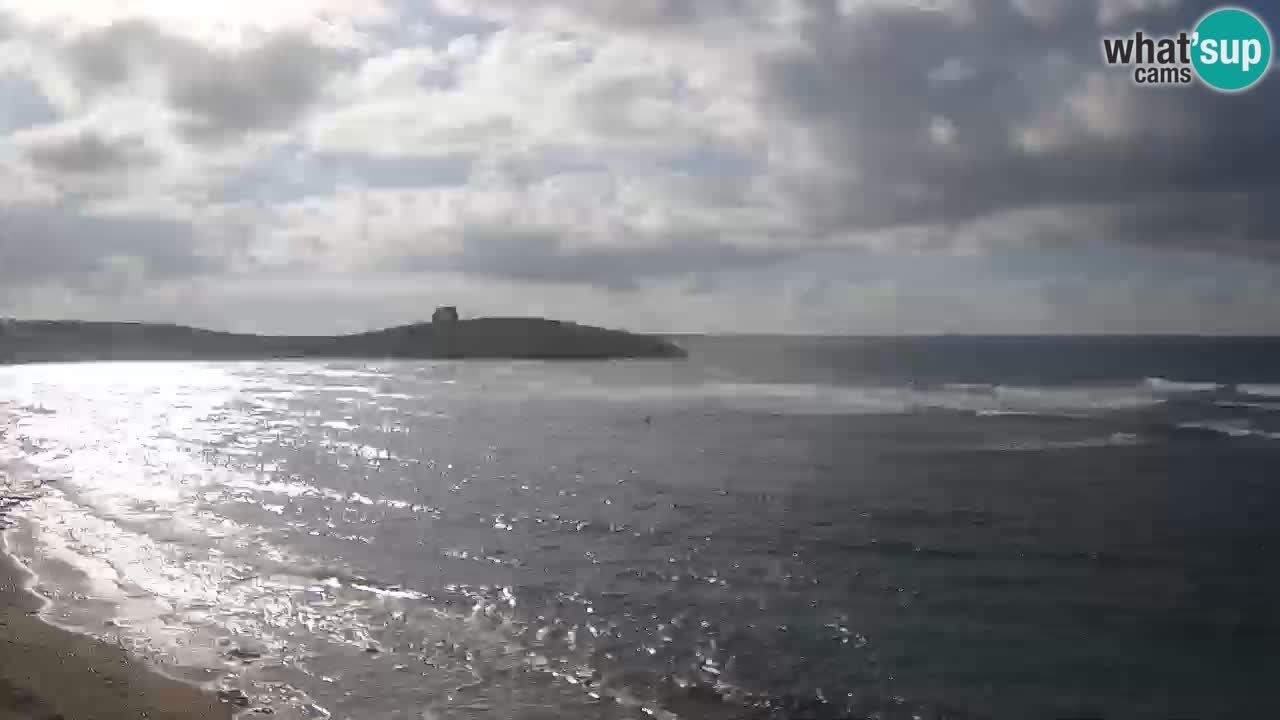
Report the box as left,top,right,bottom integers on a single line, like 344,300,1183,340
640,378,1280,417
1216,401,1280,412
1239,384,1280,398
942,383,997,393
985,385,1158,412
1177,419,1280,441
573,381,1169,417
280,366,389,380
1143,377,1222,393
316,385,375,394
978,432,1143,452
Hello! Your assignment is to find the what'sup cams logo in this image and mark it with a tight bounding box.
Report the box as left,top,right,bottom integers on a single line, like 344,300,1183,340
1102,6,1272,91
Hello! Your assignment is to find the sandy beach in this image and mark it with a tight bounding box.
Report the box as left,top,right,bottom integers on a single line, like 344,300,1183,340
0,446,231,720
0,549,233,720
0,544,234,720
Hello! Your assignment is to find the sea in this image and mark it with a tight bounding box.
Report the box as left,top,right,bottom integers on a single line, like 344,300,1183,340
1,335,1278,720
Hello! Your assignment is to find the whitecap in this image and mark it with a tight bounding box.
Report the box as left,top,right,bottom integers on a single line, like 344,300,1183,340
1239,384,1280,398
1143,377,1221,393
1178,419,1280,440
978,432,1143,452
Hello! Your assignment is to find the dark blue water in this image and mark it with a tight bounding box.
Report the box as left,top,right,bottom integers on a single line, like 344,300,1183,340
3,336,1279,719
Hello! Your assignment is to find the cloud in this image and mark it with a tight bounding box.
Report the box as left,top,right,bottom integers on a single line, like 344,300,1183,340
0,0,395,44
0,204,222,293
753,1,1269,232
0,0,1276,334
17,126,157,173
59,20,354,145
406,229,788,290
168,33,352,144
431,0,751,33
346,0,1278,267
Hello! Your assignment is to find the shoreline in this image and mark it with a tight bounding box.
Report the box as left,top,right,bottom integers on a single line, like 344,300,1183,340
0,480,233,719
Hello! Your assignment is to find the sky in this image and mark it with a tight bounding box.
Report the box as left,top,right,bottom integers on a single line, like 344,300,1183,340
0,0,1277,335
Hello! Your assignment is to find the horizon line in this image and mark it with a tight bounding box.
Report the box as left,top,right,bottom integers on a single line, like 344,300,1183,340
6,317,1280,341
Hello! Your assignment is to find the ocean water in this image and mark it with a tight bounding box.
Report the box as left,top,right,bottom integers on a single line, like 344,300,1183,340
1,336,1279,720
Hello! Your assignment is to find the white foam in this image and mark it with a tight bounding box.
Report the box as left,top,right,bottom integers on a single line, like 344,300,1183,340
693,381,1164,416
1178,419,1280,440
282,367,387,379
552,379,1169,417
349,582,429,600
980,433,1143,452
988,385,1158,412
1239,384,1280,398
317,385,374,395
1143,377,1221,393
943,383,997,393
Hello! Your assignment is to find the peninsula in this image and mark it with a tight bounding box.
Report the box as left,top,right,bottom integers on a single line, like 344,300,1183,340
0,309,686,364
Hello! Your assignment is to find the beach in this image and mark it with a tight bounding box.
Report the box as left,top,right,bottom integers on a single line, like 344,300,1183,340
0,424,231,720
0,544,231,720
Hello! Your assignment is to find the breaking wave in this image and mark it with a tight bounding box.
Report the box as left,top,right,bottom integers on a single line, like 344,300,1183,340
978,432,1144,452
1143,377,1222,393
1177,419,1280,441
571,380,1175,417
1239,384,1280,399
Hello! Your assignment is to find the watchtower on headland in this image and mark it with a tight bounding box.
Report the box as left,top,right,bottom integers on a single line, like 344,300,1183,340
432,306,459,324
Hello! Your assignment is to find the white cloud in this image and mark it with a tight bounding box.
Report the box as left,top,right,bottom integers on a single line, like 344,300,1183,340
0,0,1275,335
0,0,396,47
928,115,958,146
308,24,761,163
1014,70,1196,154
0,154,59,205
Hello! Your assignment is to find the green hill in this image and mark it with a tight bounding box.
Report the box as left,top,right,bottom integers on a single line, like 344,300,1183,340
0,317,686,364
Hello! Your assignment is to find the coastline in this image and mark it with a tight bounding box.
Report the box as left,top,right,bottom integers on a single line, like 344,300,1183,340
0,317,688,363
0,471,232,719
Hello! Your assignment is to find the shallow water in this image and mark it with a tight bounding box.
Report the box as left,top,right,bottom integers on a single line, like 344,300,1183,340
2,337,1279,719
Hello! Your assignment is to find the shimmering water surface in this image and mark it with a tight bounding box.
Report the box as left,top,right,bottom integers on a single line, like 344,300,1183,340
2,336,1279,719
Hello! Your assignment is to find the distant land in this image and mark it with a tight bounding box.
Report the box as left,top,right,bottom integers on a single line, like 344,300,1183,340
0,316,687,363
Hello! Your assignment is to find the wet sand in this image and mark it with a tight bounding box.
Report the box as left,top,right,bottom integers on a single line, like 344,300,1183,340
0,541,233,720
0,441,232,720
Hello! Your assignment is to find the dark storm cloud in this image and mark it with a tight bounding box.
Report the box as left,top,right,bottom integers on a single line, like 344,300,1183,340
1079,188,1280,259
0,205,221,291
22,129,157,174
451,0,1280,262
3,0,1274,320
754,0,1280,253
65,21,349,145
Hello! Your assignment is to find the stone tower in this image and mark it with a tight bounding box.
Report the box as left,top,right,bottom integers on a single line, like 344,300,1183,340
432,306,459,324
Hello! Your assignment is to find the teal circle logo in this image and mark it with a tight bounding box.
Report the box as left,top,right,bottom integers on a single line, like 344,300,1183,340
1192,7,1272,91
